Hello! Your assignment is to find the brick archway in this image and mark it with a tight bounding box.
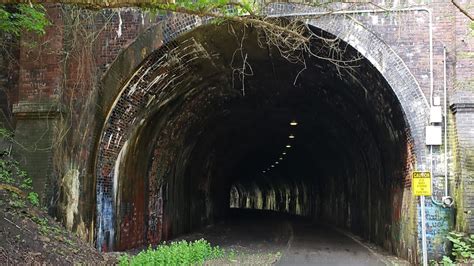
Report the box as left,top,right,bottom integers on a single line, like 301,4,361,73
93,5,429,253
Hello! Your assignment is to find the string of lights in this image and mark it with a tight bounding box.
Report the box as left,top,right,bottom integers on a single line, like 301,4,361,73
262,120,298,174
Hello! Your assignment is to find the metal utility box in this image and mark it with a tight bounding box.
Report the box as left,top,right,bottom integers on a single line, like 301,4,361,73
426,125,442,145
430,106,443,123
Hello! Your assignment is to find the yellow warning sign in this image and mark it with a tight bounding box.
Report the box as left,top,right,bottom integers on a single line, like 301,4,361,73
413,171,432,196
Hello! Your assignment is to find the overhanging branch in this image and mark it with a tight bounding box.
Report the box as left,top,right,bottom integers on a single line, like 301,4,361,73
452,0,474,21
0,0,174,9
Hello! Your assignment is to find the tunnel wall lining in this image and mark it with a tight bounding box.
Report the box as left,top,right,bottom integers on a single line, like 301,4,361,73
93,5,431,260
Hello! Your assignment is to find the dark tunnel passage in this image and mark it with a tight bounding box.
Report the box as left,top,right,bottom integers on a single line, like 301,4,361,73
100,22,416,256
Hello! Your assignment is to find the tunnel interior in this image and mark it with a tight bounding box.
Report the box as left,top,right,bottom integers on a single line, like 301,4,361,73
103,22,415,255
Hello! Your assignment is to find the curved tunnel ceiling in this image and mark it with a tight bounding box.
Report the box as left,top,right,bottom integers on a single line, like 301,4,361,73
97,22,413,252
131,22,409,184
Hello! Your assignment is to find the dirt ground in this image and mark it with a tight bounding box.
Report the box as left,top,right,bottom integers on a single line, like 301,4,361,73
0,189,111,264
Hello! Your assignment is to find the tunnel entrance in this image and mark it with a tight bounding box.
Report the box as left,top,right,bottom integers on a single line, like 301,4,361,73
95,21,419,260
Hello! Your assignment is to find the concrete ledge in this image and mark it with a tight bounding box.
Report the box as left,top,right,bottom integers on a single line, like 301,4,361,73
451,103,474,114
450,91,474,114
13,101,63,119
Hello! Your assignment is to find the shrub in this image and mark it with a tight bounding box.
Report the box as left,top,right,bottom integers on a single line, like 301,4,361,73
447,231,474,263
119,239,224,265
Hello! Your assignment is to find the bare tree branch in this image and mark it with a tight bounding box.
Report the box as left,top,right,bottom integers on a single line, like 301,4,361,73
452,0,474,21
0,0,173,9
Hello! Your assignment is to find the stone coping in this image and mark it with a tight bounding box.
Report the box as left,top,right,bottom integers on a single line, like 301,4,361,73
12,101,64,119
451,102,474,113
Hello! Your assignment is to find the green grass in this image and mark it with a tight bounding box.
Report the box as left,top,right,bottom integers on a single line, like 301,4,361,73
118,239,224,265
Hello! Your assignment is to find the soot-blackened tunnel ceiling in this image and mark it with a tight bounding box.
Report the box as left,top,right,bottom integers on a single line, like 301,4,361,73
97,22,411,251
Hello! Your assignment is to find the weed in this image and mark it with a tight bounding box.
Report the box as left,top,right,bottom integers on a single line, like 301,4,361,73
118,239,224,265
432,231,474,265
0,141,40,207
20,175,33,190
64,237,75,246
447,231,474,262
51,226,62,235
31,216,48,227
0,160,15,184
27,192,39,206
228,249,237,261
9,193,26,208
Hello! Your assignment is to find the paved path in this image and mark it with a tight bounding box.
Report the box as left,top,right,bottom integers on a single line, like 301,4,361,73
277,221,385,266
177,210,406,265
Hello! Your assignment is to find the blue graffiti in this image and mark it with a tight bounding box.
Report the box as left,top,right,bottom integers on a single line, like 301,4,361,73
418,200,453,258
96,171,115,252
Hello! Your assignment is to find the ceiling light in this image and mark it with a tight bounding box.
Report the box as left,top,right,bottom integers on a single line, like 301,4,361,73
289,134,295,139
275,161,279,164
279,157,283,160
262,171,266,173
271,165,275,168
290,121,298,126
282,152,286,155
286,144,291,148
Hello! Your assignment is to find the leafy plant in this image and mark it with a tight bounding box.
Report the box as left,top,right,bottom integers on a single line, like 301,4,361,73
145,0,256,17
27,192,39,206
1,157,35,193
441,255,454,265
0,128,12,139
9,192,26,208
430,256,455,266
31,216,48,227
446,231,474,262
0,4,50,36
1,128,40,207
31,216,52,235
118,239,224,265
0,159,15,184
20,175,33,190
430,231,474,265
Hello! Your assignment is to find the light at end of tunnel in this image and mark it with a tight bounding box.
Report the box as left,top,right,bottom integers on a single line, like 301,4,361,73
286,144,291,148
289,134,295,139
290,121,298,126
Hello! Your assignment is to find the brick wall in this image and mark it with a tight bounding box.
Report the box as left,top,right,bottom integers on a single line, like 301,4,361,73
0,33,19,130
12,4,64,205
17,5,63,102
12,5,160,239
451,0,474,232
7,0,474,259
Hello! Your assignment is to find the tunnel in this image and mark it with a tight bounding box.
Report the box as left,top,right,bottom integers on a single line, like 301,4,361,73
95,21,416,257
